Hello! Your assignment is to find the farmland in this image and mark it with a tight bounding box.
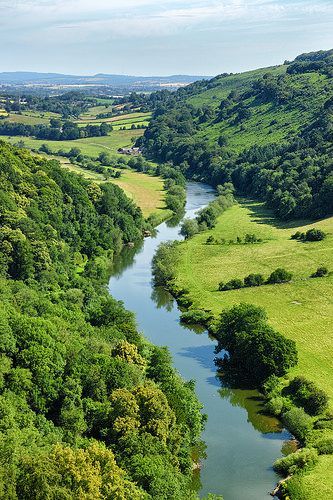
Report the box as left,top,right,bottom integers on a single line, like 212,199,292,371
3,128,144,157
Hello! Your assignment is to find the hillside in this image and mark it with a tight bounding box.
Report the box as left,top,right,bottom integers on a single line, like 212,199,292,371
140,49,333,221
0,142,204,498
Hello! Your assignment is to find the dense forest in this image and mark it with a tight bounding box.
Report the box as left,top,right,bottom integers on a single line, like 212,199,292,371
0,141,205,498
139,49,333,220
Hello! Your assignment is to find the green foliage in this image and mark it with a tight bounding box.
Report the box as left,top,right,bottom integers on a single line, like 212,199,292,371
292,228,326,242
141,50,333,221
267,268,293,284
180,309,212,326
311,266,329,278
244,273,265,287
218,278,244,291
282,407,313,442
214,303,297,386
273,447,318,475
0,142,204,498
285,377,329,416
152,241,180,286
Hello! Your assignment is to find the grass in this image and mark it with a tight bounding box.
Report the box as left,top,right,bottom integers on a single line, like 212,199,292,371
3,129,144,158
112,170,169,218
2,111,59,125
175,200,333,400
289,455,333,499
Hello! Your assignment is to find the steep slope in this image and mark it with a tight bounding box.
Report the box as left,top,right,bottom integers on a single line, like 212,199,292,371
0,142,204,499
140,49,333,221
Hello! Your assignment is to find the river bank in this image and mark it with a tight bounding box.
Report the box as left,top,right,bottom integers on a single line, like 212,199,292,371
109,182,291,499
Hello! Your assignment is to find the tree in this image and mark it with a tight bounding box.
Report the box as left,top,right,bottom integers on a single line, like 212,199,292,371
180,218,199,239
267,268,293,284
215,303,297,386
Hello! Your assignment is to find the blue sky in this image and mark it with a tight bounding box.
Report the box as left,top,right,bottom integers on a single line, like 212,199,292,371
1,0,333,76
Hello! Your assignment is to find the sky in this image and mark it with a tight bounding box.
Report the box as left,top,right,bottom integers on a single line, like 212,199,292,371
1,0,333,76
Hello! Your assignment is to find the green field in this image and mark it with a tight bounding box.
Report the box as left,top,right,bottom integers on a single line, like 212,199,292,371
112,170,169,218
175,200,333,399
3,129,144,157
2,110,59,125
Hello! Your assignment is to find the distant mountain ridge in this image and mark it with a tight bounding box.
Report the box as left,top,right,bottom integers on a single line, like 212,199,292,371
0,71,211,86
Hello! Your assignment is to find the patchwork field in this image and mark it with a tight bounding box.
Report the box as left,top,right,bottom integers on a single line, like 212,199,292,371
176,200,333,399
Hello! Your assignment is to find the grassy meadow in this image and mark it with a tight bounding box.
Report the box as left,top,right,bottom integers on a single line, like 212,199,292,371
175,200,333,399
3,128,144,157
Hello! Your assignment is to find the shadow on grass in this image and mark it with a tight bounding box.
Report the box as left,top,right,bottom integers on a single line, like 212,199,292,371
239,198,319,230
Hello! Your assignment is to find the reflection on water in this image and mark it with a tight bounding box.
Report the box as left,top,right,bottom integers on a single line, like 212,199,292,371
219,388,283,434
151,286,175,311
109,182,289,500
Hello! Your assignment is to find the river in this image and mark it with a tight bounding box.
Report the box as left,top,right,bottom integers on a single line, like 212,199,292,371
109,181,290,499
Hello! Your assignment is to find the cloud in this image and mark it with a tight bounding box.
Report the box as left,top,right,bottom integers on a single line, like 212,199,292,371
4,0,330,42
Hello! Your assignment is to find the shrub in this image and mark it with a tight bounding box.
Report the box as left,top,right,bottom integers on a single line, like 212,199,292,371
244,273,265,287
219,278,244,291
282,407,313,442
286,376,329,415
180,219,199,239
180,310,212,326
304,228,326,241
244,233,261,244
206,235,216,244
273,448,318,475
267,268,293,284
265,396,285,416
313,437,333,454
311,266,328,278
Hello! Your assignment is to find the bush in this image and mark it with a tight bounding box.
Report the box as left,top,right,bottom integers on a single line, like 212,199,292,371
273,448,318,475
286,376,329,415
180,219,199,239
244,273,265,287
313,436,333,454
304,228,326,241
244,233,261,244
282,407,313,442
267,268,293,284
152,241,179,286
291,228,326,242
265,396,285,416
311,266,328,278
219,278,244,291
180,310,212,326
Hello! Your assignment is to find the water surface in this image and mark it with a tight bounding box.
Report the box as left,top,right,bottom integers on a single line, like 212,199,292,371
109,181,289,499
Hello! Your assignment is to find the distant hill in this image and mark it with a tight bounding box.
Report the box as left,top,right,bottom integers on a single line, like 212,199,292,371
0,71,211,87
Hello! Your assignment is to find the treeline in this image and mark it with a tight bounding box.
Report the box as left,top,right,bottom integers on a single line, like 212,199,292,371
3,91,96,118
0,120,112,140
0,142,205,498
139,50,333,221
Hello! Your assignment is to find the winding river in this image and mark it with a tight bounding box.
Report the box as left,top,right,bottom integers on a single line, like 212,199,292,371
109,181,290,499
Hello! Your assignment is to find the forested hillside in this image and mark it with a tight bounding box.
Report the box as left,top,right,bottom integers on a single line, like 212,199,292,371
140,49,333,220
0,142,204,499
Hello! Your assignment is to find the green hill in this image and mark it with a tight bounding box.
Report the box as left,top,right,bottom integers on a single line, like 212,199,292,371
140,49,333,221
